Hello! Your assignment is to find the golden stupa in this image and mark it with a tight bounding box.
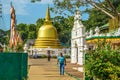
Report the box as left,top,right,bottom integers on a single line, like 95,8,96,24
33,6,62,48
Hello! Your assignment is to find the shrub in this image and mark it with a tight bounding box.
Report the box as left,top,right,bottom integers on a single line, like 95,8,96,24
41,54,47,58
85,42,120,80
51,55,57,58
64,55,70,58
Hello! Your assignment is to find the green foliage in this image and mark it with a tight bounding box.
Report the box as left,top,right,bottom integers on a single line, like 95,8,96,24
31,0,41,3
29,0,120,32
40,54,47,58
51,55,57,58
0,29,10,45
52,16,73,46
36,18,44,32
83,8,110,31
15,43,24,52
51,0,120,31
17,23,37,42
51,0,120,17
4,46,10,52
112,0,120,12
27,24,36,31
17,23,27,31
17,23,28,42
27,24,37,39
51,0,84,15
64,55,70,58
85,42,120,80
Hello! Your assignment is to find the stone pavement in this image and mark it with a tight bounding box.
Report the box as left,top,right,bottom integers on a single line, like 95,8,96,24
28,58,77,80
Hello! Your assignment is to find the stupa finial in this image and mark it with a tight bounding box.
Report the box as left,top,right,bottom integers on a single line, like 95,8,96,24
45,4,51,22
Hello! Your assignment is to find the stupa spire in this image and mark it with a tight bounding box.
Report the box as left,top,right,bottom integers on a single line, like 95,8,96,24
44,5,51,24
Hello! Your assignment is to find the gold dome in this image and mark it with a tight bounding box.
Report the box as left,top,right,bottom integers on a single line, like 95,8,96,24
38,24,58,38
33,6,62,48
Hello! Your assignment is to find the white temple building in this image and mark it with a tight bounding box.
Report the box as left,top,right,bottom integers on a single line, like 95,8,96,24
71,8,87,65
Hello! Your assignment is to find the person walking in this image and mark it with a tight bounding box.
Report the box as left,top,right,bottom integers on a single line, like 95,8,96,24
57,53,66,75
47,50,51,61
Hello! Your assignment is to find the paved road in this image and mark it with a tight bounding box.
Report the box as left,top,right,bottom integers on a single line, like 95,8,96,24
28,58,76,80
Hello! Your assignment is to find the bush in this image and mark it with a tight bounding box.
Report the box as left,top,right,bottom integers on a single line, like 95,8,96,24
51,55,57,58
64,55,70,58
85,42,120,80
40,54,47,58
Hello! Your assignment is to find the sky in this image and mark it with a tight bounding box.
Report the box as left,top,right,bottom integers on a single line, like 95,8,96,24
0,0,89,31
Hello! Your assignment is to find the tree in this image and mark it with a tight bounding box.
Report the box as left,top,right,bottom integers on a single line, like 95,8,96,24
27,24,37,39
50,0,120,31
17,23,27,31
15,43,24,52
36,18,44,32
17,23,28,42
17,23,37,42
0,29,6,44
30,0,120,29
51,0,120,19
30,0,41,3
85,42,120,79
82,8,110,30
52,16,74,46
0,29,10,45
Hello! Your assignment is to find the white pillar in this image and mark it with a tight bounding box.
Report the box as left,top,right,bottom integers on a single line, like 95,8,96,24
77,47,84,65
71,47,77,63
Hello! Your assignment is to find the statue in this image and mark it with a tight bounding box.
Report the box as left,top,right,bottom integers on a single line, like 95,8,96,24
89,29,93,37
95,26,100,36
117,27,120,36
115,27,120,36
85,31,89,37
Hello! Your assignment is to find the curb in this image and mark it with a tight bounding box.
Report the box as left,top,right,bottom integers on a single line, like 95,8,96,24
65,71,81,80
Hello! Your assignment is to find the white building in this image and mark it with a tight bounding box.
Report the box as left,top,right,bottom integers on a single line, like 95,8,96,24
71,8,86,65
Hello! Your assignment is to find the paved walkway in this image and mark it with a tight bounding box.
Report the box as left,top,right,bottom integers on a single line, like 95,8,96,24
28,58,77,80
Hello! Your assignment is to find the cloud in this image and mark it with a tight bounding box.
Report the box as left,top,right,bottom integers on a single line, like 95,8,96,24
2,0,30,15
1,0,53,15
